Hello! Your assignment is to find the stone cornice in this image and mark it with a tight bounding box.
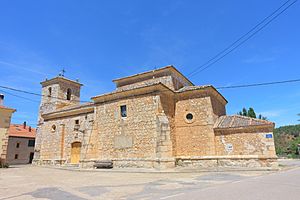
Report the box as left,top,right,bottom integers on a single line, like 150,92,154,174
43,106,94,120
214,124,274,133
92,83,174,103
41,76,83,87
176,86,228,105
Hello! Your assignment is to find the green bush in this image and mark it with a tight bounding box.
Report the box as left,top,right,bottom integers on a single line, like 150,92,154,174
274,124,300,158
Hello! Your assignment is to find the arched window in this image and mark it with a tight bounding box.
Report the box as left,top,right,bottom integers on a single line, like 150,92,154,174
66,88,72,100
48,87,52,97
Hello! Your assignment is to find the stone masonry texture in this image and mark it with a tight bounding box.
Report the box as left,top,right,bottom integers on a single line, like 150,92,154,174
33,66,277,169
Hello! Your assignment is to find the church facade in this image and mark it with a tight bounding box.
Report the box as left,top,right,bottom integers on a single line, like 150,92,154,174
33,66,277,169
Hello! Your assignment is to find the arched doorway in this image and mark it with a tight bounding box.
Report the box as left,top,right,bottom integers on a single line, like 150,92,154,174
71,142,81,164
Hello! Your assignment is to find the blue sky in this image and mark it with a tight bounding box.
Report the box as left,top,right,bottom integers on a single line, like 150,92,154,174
0,0,299,127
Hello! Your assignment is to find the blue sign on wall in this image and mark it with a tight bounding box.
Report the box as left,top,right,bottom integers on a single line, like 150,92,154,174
266,134,273,138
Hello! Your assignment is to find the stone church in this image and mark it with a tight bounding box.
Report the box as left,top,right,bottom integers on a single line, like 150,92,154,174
33,66,277,169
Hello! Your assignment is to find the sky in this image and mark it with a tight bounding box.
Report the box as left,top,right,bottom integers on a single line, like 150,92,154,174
0,0,299,128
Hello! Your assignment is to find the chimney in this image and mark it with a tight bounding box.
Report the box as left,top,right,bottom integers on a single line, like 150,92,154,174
29,126,32,132
23,121,26,129
0,94,4,106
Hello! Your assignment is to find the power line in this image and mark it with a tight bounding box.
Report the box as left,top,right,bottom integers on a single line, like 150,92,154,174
1,77,300,105
187,0,293,77
188,0,297,78
0,85,91,103
0,89,40,103
216,78,300,90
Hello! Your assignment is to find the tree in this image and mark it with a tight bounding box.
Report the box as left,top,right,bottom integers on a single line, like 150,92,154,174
242,108,247,116
258,114,268,120
237,107,267,120
247,107,256,118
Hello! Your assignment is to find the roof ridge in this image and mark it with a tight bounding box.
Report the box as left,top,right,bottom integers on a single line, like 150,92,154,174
232,114,272,124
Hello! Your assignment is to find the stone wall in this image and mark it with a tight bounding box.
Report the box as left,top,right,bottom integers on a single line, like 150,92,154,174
214,127,276,157
37,111,95,165
0,128,8,161
174,93,216,157
40,81,81,118
96,95,160,162
176,157,278,169
90,92,175,168
210,94,226,121
0,108,14,161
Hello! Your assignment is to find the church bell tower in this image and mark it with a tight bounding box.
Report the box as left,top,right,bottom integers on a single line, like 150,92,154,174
38,74,83,124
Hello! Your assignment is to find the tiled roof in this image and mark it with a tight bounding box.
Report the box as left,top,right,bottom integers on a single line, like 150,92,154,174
112,65,194,86
41,76,83,87
8,124,36,138
214,115,274,129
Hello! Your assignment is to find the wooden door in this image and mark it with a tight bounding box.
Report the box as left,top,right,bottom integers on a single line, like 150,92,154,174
71,142,81,164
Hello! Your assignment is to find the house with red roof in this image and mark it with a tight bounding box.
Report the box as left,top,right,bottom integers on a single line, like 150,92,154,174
0,94,36,165
6,122,36,164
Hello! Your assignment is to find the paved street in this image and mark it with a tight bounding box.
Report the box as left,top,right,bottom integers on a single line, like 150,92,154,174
0,160,299,200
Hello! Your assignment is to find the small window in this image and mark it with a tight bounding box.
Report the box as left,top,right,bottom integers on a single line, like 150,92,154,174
120,105,127,118
74,120,80,131
51,125,56,132
16,143,20,148
66,88,72,100
28,140,35,147
186,113,193,121
15,154,18,159
48,87,52,97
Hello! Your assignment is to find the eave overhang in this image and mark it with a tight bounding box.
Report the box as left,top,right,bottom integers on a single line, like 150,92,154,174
92,83,174,103
43,105,94,120
41,76,83,87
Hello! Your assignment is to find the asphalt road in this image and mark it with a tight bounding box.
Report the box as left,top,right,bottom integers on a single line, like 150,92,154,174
0,159,299,200
157,164,300,200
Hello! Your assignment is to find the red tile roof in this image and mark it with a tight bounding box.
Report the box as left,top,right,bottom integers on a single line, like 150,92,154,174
8,124,36,138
